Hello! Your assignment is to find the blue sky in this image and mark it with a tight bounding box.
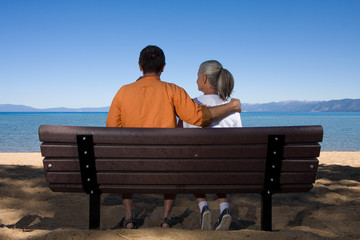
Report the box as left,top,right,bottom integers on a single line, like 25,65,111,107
1,0,359,108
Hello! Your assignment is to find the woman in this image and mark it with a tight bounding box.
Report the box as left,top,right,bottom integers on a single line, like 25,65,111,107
181,60,242,230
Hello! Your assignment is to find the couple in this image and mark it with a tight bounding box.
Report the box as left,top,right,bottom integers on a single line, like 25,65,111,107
106,45,242,230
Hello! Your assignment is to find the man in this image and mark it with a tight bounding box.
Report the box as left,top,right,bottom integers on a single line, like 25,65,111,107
106,45,241,229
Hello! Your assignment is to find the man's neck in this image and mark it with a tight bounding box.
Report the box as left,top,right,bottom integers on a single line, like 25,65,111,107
143,72,161,78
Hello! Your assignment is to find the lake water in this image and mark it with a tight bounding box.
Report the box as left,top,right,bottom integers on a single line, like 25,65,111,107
0,112,359,152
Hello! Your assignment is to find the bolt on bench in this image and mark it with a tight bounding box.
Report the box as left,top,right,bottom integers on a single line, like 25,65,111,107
38,125,323,231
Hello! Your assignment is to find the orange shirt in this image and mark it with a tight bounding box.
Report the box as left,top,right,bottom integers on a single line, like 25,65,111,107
106,76,211,128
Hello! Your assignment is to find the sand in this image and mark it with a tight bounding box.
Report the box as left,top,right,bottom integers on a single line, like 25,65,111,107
0,152,359,240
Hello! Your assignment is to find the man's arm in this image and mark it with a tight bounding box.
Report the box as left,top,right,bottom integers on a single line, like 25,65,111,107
207,98,242,122
106,92,123,127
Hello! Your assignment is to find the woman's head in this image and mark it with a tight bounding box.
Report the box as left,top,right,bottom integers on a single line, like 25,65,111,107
198,60,234,100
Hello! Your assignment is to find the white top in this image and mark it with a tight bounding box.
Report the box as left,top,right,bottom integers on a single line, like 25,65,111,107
183,94,242,128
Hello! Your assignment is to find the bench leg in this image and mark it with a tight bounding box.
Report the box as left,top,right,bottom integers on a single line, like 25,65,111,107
261,190,272,231
89,193,101,229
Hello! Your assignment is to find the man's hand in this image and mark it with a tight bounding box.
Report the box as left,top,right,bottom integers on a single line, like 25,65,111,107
230,98,242,112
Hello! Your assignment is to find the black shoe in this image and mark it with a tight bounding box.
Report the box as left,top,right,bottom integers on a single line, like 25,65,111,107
160,217,172,228
200,206,212,230
215,208,232,231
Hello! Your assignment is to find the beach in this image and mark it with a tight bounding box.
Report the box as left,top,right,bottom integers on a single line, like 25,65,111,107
0,152,359,240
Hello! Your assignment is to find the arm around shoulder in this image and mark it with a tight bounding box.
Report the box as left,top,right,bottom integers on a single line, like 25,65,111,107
207,98,241,122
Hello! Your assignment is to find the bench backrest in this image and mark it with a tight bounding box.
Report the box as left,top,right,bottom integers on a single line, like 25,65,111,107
39,125,323,195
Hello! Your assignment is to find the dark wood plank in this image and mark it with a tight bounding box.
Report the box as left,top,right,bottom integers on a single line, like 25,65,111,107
280,173,317,184
43,158,318,172
43,158,80,172
48,183,314,194
46,172,316,185
46,172,264,185
95,145,268,158
39,125,323,145
41,144,267,158
41,144,78,158
283,144,321,157
282,159,319,172
41,143,320,158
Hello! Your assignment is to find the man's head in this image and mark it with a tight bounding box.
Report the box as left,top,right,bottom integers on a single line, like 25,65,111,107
139,45,166,74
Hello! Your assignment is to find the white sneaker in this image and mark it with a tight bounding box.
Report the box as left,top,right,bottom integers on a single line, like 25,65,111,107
200,206,212,230
215,208,232,231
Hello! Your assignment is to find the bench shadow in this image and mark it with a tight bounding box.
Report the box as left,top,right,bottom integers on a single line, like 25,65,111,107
2,215,57,231
1,163,359,232
282,164,360,229
316,164,360,182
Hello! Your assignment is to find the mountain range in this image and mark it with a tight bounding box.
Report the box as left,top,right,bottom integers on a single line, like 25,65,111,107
242,98,360,112
1,98,360,112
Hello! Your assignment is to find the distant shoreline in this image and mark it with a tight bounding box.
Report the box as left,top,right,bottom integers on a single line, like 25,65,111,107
1,98,360,112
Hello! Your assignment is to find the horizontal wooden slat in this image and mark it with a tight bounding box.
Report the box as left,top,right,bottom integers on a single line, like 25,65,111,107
39,125,323,145
45,172,265,185
43,158,318,172
40,143,320,159
46,172,316,185
48,183,314,194
283,144,321,157
41,144,268,158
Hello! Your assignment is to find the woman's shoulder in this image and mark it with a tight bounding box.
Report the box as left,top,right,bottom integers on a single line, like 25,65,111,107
196,95,229,106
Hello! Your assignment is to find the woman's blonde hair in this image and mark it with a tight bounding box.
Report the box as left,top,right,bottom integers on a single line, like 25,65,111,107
198,60,234,100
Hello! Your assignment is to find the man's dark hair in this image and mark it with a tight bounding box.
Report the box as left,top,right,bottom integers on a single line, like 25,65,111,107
139,45,166,74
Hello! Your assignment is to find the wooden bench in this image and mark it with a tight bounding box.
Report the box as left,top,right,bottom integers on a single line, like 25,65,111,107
38,125,323,231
